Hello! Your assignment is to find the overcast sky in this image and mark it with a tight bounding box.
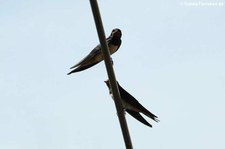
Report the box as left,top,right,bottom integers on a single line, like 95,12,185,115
0,0,225,149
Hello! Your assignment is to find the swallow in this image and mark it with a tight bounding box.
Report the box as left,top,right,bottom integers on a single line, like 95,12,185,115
104,80,159,127
67,28,122,75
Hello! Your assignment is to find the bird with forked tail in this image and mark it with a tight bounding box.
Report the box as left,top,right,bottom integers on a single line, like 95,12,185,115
104,80,159,127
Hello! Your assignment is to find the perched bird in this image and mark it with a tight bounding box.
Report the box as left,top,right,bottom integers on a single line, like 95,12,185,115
104,80,159,127
67,28,122,75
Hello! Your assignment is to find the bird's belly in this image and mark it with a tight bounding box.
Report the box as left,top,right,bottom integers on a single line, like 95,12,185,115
109,45,118,54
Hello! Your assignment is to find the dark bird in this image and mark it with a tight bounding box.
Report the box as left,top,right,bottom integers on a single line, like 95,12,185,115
67,28,122,75
104,80,159,127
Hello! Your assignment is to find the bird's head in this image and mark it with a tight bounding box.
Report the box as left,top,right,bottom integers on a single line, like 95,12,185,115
110,28,122,39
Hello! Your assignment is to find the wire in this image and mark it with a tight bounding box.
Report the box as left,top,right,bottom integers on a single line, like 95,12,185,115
89,0,133,148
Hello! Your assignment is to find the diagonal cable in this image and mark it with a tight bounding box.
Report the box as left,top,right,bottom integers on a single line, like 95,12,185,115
89,0,133,148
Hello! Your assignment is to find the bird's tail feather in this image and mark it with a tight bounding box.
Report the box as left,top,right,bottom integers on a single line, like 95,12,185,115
126,109,152,127
143,110,160,123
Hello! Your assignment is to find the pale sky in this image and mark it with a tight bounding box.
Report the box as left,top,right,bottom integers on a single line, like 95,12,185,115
0,0,225,149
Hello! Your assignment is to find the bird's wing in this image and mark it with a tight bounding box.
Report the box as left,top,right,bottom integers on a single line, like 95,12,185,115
70,44,102,69
70,37,112,69
67,61,100,74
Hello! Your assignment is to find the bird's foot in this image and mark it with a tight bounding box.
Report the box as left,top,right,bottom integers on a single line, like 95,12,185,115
110,58,114,65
